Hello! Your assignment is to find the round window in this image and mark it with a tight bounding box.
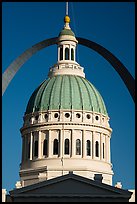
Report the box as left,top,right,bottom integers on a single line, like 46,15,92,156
76,113,81,118
35,115,39,120
54,113,59,118
45,114,48,119
87,114,91,119
95,115,99,120
65,113,70,118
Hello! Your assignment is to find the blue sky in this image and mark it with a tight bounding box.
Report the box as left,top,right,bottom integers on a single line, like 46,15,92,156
2,2,135,192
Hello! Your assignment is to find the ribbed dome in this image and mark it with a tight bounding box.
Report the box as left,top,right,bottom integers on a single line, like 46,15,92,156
25,75,108,116
59,28,75,37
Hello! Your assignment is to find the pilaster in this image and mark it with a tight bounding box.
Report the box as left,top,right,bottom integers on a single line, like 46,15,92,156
100,133,102,160
71,129,75,157
30,132,33,160
92,131,95,159
60,129,63,157
48,130,52,157
38,131,42,159
82,130,86,158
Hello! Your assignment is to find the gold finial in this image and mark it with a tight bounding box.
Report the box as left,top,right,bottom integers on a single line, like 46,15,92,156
64,15,70,23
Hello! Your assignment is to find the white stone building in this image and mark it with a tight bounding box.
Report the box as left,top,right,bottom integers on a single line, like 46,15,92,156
19,14,113,187
3,14,133,202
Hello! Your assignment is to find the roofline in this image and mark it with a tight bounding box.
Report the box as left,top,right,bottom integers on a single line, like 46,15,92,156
9,173,132,197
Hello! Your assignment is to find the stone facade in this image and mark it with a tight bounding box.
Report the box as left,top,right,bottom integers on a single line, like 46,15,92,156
18,14,113,188
20,109,113,187
8,173,133,202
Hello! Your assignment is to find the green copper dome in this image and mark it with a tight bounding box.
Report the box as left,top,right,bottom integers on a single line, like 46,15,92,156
59,28,75,37
25,75,108,116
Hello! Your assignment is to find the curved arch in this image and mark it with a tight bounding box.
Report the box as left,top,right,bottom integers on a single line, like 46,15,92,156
2,37,58,95
2,37,135,103
77,37,135,102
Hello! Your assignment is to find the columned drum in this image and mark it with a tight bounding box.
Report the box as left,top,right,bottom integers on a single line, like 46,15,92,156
19,15,113,187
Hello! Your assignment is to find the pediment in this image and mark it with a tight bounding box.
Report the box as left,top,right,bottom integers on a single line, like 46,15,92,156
10,173,131,198
21,178,116,195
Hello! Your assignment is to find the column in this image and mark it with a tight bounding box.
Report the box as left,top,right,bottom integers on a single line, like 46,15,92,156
90,131,92,158
74,47,76,61
38,131,42,159
59,129,63,158
58,46,60,61
92,131,95,159
108,136,111,163
48,130,52,157
71,129,75,157
63,45,65,60
82,130,86,158
30,132,33,160
105,135,108,162
69,45,71,60
100,133,102,160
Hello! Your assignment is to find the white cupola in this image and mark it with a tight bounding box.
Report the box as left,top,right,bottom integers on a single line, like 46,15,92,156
48,15,85,78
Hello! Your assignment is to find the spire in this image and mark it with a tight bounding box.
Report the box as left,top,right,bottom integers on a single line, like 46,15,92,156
66,2,68,16
64,2,70,29
47,2,85,79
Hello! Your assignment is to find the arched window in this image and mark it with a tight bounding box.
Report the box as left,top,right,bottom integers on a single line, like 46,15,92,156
103,143,105,159
71,48,74,60
22,137,25,161
43,139,48,156
76,139,81,155
53,139,58,155
86,140,91,156
34,140,38,157
60,47,63,60
64,139,69,155
28,142,30,159
95,141,99,157
65,48,69,60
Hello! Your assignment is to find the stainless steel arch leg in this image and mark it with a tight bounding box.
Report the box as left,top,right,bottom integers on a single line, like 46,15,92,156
77,37,135,103
2,37,57,95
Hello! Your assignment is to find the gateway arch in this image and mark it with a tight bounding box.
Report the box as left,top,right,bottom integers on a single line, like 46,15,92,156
2,37,135,103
